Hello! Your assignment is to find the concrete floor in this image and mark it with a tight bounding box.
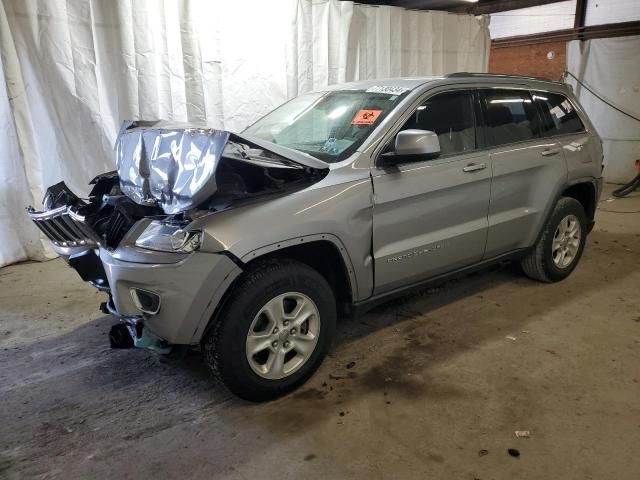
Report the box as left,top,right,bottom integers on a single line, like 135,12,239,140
1,185,639,480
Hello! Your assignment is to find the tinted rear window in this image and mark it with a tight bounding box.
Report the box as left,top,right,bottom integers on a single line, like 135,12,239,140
482,90,540,147
532,91,585,136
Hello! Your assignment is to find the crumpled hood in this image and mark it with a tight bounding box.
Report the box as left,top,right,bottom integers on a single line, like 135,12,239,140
115,120,328,214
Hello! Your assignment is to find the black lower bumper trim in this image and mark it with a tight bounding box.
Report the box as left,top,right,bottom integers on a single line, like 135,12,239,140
68,250,108,285
109,323,134,349
102,297,144,337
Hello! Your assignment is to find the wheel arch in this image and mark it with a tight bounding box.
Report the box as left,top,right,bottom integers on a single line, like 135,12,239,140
241,234,358,310
562,179,597,222
528,177,598,249
195,234,357,345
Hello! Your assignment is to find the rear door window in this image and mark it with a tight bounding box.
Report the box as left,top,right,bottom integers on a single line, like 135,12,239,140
532,91,586,136
481,90,540,147
399,90,476,156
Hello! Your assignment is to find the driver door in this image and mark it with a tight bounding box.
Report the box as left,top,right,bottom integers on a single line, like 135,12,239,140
371,90,492,294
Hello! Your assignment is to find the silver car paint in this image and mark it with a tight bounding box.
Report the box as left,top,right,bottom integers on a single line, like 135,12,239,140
190,167,375,300
371,147,492,293
484,137,568,257
68,76,603,345
101,247,241,344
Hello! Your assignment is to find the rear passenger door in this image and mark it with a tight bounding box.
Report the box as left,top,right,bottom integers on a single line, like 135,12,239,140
531,90,598,182
481,89,567,258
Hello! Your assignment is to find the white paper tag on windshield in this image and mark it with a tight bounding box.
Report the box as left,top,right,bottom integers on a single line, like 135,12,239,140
366,85,409,95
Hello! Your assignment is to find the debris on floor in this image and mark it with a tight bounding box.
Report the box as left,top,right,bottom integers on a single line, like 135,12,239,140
505,335,517,341
508,448,520,458
515,430,531,438
478,449,489,457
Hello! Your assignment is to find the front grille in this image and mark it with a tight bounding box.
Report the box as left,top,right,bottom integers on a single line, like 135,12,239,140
29,206,102,248
103,210,130,249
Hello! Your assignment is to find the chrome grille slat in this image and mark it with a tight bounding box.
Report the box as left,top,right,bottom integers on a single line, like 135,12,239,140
52,217,80,245
62,215,92,244
34,220,65,243
75,220,102,244
29,206,101,248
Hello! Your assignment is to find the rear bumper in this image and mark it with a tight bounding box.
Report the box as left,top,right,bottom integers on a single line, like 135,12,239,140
100,247,242,345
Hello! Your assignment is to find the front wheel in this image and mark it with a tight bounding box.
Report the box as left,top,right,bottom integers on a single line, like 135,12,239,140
521,197,587,282
203,258,336,401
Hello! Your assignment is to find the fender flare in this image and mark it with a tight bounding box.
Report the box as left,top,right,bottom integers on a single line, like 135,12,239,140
190,233,359,345
533,176,599,246
240,233,360,301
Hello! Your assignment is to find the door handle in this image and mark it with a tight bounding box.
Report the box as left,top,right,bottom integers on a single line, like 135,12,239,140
540,148,560,157
463,162,487,172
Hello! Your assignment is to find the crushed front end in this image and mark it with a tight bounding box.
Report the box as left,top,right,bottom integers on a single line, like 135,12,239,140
28,172,156,290
26,171,217,351
27,121,328,351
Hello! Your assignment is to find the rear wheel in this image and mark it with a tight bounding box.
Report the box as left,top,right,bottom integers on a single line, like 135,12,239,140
203,258,336,401
521,197,587,282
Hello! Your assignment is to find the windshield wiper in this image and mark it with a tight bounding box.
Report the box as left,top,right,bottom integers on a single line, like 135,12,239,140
225,141,303,169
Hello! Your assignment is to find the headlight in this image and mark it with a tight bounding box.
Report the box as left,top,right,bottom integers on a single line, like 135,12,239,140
135,221,202,253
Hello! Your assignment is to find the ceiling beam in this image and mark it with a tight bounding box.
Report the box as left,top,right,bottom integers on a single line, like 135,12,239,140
350,0,481,11
492,20,640,47
574,0,587,38
451,0,562,15
382,0,481,10
343,1,565,14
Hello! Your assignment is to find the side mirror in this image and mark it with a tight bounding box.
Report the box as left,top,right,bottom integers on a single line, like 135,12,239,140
395,129,440,156
382,129,440,164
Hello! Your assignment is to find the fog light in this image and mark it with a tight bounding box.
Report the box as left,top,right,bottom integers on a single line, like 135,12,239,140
130,288,161,315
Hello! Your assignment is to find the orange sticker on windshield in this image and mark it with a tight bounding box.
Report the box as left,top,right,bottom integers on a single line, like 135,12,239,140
351,109,383,125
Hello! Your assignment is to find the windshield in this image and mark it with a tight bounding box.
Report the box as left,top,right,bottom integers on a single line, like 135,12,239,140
243,89,409,163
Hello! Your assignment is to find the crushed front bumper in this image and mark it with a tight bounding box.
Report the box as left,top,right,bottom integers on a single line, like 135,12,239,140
100,247,241,345
29,208,242,346
28,183,243,347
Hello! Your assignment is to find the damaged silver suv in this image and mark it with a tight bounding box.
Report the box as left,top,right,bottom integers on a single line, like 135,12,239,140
29,74,603,401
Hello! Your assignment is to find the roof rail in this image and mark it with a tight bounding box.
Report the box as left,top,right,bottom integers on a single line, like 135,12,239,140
445,72,562,83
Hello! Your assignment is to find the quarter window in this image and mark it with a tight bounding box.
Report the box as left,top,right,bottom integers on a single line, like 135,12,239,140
482,90,540,146
532,91,586,136
399,91,476,156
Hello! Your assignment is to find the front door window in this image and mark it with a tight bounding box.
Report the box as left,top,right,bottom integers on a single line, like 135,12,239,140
398,91,476,156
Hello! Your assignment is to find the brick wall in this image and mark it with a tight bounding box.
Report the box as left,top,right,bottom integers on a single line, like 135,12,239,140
488,40,567,81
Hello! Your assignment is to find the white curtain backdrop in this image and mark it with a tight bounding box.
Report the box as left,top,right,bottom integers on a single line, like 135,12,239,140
0,0,489,267
567,36,640,183
287,1,490,94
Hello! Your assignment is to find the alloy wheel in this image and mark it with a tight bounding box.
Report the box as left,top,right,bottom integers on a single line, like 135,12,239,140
552,214,582,269
245,292,320,380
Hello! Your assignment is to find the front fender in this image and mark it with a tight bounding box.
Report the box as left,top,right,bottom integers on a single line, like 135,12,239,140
188,175,375,301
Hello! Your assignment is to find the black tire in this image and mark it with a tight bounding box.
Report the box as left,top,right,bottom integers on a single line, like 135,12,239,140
203,258,336,402
521,197,587,282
